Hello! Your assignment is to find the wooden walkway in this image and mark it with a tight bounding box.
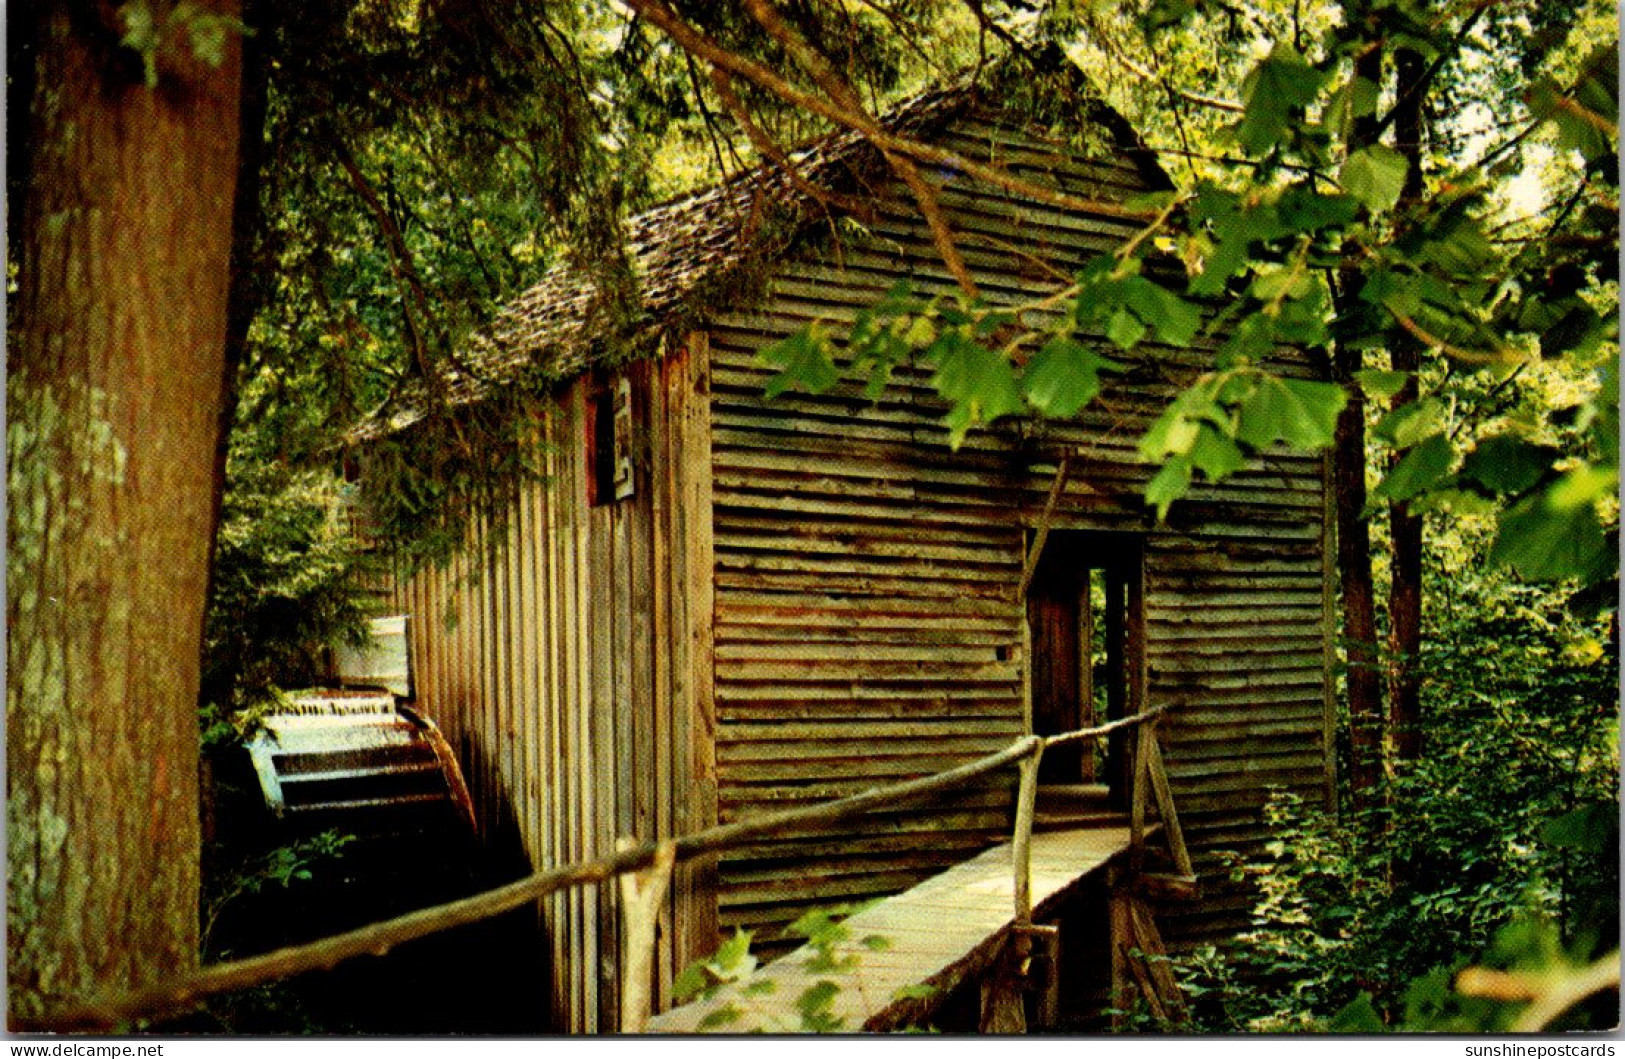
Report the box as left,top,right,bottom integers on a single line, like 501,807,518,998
648,826,1140,1033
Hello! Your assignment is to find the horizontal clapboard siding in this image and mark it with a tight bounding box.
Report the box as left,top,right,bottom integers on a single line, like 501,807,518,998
706,103,1331,947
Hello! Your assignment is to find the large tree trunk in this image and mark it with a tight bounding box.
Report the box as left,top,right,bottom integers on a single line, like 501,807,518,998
1387,46,1428,765
1333,37,1388,814
7,1,241,1023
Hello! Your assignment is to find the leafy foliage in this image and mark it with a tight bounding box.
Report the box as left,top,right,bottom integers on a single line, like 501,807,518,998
671,902,936,1033
1173,533,1617,1032
200,448,379,739
201,830,356,961
740,2,1619,594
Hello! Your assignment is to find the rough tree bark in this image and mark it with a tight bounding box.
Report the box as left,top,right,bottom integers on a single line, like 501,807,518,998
1386,46,1428,765
7,1,242,1022
1332,33,1387,813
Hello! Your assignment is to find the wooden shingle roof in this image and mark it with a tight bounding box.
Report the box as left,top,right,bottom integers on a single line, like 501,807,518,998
356,57,1166,439
358,79,978,438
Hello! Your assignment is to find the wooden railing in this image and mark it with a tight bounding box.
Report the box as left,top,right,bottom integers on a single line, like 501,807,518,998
35,708,1187,1033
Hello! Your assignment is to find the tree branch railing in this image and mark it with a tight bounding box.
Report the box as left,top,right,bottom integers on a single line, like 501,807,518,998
34,707,1179,1034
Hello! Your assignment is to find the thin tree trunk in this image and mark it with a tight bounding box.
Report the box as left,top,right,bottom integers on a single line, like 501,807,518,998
1332,362,1385,806
7,1,242,1022
1333,37,1387,813
1387,46,1428,764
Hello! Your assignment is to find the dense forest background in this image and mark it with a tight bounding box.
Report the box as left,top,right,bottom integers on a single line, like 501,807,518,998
8,0,1618,1033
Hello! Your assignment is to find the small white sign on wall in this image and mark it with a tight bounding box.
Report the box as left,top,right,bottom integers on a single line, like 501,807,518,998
612,373,635,500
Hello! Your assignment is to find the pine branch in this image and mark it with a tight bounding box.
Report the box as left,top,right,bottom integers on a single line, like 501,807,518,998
620,0,1159,228
709,65,875,222
739,0,978,298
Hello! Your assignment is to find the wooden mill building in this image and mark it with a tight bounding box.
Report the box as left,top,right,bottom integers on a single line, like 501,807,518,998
373,61,1335,1032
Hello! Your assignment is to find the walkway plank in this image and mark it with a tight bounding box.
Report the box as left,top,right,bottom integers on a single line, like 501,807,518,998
648,826,1139,1033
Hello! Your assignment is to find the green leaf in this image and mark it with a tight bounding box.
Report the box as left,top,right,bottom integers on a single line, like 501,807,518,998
1401,966,1458,1028
1354,369,1411,400
848,293,914,402
1330,993,1386,1032
1249,267,1310,304
1189,183,1240,225
872,279,916,316
1123,277,1203,346
1192,206,1286,296
1270,282,1332,346
697,1005,742,1031
1457,435,1557,496
1140,406,1199,462
1372,398,1445,449
903,314,937,349
892,983,938,1002
1591,360,1618,466
1145,453,1193,521
1416,214,1497,277
1146,382,1228,460
1371,433,1455,504
1238,44,1328,154
1325,75,1382,138
1541,804,1618,854
804,950,859,974
1277,186,1360,233
1529,75,1615,164
183,7,251,69
1123,190,1180,214
1220,312,1275,364
928,331,1026,448
1139,0,1196,33
1547,463,1619,510
860,934,893,952
715,928,756,975
1411,486,1497,517
785,908,845,945
796,980,842,1030
759,324,839,398
119,1,162,88
1539,303,1606,360
1021,336,1121,418
1342,145,1409,213
1358,266,1414,314
1189,424,1246,481
742,978,778,997
1236,376,1347,451
1490,486,1610,583
1106,306,1148,350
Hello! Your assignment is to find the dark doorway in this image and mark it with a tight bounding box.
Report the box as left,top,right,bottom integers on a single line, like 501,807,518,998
1026,532,1142,798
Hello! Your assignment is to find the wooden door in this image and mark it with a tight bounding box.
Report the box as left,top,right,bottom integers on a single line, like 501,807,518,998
1026,533,1141,790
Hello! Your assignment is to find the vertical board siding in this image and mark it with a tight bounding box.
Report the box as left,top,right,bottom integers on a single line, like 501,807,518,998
390,347,714,1031
704,103,1330,948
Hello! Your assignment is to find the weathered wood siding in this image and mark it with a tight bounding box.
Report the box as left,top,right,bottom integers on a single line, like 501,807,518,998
387,94,1333,1025
391,344,717,1032
703,103,1332,946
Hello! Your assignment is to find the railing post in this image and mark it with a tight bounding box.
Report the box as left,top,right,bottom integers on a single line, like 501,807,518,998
618,838,677,1034
981,740,1044,1033
1012,744,1043,929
